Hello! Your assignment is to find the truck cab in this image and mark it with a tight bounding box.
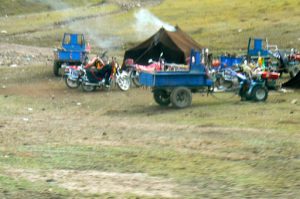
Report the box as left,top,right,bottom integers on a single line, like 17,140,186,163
53,33,89,76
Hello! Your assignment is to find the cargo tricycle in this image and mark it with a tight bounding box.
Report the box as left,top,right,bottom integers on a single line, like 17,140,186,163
139,50,213,108
139,50,277,108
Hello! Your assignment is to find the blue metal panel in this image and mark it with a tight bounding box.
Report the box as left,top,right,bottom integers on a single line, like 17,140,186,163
254,38,263,50
58,51,82,61
248,38,269,57
62,33,85,51
139,71,212,87
220,56,243,68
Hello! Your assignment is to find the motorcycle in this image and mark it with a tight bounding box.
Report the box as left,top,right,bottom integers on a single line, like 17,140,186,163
64,57,131,92
124,58,163,87
63,64,82,89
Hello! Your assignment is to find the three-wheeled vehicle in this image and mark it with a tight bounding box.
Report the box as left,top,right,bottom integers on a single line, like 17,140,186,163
247,37,300,78
53,33,89,76
139,50,276,108
139,50,213,108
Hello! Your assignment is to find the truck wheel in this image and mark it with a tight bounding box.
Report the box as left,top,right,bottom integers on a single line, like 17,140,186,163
251,86,268,102
153,89,170,106
289,64,300,78
53,61,61,76
171,87,192,108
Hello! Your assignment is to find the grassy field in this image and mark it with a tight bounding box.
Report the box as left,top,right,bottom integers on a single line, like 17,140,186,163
0,64,300,198
151,0,300,51
1,0,300,54
1,0,300,198
0,0,105,16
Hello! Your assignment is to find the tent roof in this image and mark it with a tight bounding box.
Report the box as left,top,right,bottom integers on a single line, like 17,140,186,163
124,26,202,64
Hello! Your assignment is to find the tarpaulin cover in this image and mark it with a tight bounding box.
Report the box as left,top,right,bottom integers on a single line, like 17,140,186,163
282,72,300,88
123,26,202,65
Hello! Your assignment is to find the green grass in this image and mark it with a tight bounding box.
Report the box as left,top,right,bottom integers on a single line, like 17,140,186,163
1,0,299,53
1,0,300,197
0,0,105,16
151,0,300,50
0,4,119,34
1,65,300,198
0,174,70,199
1,142,299,198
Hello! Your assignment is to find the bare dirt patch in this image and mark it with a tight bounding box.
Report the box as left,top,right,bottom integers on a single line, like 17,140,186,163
6,169,179,198
0,43,52,67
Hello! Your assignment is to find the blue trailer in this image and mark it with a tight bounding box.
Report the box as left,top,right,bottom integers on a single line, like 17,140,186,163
219,56,243,69
53,33,88,76
139,50,213,108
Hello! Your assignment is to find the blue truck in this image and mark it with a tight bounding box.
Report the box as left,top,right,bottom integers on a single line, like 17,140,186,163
53,33,89,76
139,50,213,108
247,37,300,78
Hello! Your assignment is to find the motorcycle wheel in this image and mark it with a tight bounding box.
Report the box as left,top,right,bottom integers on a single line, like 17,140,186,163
65,78,80,89
117,72,131,91
81,84,96,92
130,70,141,87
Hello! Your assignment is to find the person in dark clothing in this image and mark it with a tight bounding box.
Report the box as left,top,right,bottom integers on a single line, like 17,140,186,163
97,63,112,86
84,56,112,86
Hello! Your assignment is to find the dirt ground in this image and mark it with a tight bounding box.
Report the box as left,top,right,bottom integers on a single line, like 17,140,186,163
1,43,300,198
0,43,53,67
6,169,178,198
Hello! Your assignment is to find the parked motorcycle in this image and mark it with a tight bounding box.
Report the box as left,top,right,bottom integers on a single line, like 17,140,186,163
64,57,130,92
63,64,82,89
124,58,162,87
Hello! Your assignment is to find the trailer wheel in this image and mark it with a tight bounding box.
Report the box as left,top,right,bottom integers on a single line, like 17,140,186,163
251,86,268,102
171,87,192,108
153,89,170,106
53,61,61,76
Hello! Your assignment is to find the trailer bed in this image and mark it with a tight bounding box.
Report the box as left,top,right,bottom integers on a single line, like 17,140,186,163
139,71,212,88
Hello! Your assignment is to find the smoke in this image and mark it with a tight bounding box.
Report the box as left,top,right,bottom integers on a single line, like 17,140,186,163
133,9,175,39
25,1,175,50
27,0,120,50
75,25,122,50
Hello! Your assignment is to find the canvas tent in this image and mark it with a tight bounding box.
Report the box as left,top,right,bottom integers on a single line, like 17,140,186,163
123,26,202,65
282,72,300,88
